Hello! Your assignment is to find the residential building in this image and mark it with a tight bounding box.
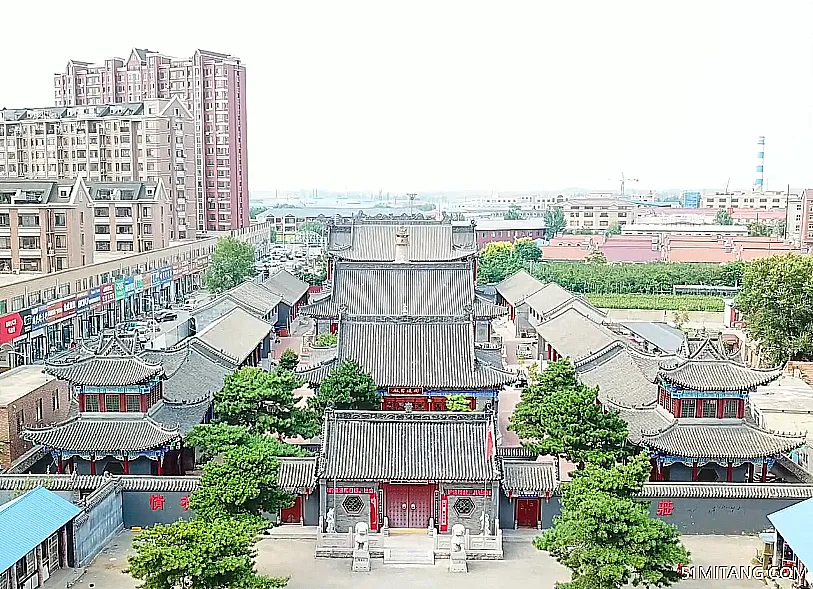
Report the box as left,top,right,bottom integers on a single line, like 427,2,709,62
621,224,749,237
0,365,70,469
0,177,94,274
54,48,249,232
562,198,636,231
0,98,196,239
88,180,172,256
786,193,803,246
682,191,701,208
471,218,547,248
701,189,791,211
800,189,813,252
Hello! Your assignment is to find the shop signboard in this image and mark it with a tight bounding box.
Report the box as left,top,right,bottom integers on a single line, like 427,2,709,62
134,275,144,293
101,283,115,306
115,279,126,301
76,291,90,314
142,273,152,290
89,287,102,310
124,276,135,297
172,263,182,280
159,267,172,284
25,305,48,332
47,296,77,323
0,312,25,344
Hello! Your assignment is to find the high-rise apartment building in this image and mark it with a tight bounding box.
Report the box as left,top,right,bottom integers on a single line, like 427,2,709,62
0,98,195,239
53,48,249,232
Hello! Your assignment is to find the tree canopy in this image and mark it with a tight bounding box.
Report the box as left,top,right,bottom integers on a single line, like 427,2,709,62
509,359,630,467
446,394,473,412
537,453,689,589
504,204,523,220
513,238,542,262
309,359,379,416
277,349,300,371
715,208,733,225
126,517,287,589
544,207,566,237
214,367,313,438
736,254,813,362
185,422,251,462
204,236,256,294
476,242,526,283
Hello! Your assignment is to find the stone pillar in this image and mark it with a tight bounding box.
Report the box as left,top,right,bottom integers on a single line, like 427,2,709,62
35,543,44,587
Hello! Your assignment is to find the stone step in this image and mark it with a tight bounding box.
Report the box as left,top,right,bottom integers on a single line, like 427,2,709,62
383,549,435,566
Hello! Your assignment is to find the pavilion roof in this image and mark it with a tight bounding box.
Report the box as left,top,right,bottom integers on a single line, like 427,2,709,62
46,355,162,386
328,221,476,262
658,360,782,391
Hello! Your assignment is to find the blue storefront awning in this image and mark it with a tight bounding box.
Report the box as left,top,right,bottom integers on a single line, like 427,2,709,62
768,497,813,569
0,486,82,572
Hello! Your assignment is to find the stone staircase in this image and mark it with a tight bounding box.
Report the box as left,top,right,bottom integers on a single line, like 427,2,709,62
382,534,435,566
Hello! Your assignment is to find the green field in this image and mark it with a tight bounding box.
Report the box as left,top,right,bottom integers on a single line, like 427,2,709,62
584,293,725,312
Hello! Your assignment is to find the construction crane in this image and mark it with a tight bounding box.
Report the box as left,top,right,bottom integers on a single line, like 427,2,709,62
620,173,639,197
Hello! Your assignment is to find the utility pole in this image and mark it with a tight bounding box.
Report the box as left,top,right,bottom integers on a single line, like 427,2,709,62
620,173,639,198
407,193,417,215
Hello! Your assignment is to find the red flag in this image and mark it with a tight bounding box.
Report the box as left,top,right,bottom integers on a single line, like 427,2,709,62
485,422,494,460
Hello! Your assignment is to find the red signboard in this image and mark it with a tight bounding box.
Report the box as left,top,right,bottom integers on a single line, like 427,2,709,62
0,312,24,345
172,263,183,280
387,387,424,395
46,296,77,323
100,283,115,306
446,489,492,497
327,487,374,494
440,495,448,532
369,492,377,531
142,273,152,290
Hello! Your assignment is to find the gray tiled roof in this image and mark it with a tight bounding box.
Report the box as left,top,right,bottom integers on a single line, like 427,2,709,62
46,356,162,386
151,397,213,436
143,344,232,403
0,474,202,493
659,360,782,391
533,307,621,361
639,483,813,500
501,461,558,495
640,418,805,460
320,410,498,482
607,402,675,444
298,316,516,389
23,414,180,453
262,268,309,306
627,349,679,381
195,307,274,363
299,261,505,318
494,270,545,305
328,223,477,262
523,282,578,316
576,343,659,408
228,280,283,317
619,321,686,354
277,457,317,493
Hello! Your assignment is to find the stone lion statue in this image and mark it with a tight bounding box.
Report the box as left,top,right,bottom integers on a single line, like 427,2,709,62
325,508,336,533
451,524,465,553
354,521,369,552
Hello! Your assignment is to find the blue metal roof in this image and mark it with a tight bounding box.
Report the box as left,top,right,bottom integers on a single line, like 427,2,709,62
768,497,813,568
0,487,82,572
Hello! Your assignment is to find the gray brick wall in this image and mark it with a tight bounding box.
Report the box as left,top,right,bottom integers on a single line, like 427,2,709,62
441,483,498,534
322,483,378,533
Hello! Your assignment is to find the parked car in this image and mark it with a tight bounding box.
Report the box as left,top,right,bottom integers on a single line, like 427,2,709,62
154,310,178,322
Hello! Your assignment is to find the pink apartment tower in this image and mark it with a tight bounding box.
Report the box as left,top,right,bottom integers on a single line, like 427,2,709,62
54,48,249,232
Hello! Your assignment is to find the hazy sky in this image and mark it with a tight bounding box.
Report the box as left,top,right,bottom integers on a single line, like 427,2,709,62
2,0,812,193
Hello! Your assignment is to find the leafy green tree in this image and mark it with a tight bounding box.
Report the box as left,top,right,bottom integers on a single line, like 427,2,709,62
736,254,813,362
604,223,622,236
536,454,688,589
513,238,542,262
189,436,303,522
504,204,523,220
747,221,772,237
544,207,566,237
585,251,607,264
509,359,630,467
477,242,523,284
204,237,256,294
315,333,338,346
295,261,328,286
715,208,733,225
277,349,299,371
215,367,309,437
298,220,324,235
309,359,379,416
185,423,251,462
774,219,787,238
446,394,473,412
249,205,269,219
720,261,744,287
126,517,287,589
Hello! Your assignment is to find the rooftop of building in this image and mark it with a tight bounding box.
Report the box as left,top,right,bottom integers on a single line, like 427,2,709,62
87,181,162,202
623,224,750,233
0,365,58,406
474,218,548,230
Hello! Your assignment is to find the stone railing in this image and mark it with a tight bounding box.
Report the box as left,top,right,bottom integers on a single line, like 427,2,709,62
431,527,504,559
314,517,384,558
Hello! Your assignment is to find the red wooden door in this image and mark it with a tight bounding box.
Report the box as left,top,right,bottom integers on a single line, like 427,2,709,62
280,496,303,524
516,498,539,528
386,485,411,527
408,485,434,528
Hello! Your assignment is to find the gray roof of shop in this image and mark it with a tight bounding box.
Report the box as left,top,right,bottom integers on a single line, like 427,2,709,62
501,461,558,495
532,307,621,361
494,270,545,306
619,321,686,354
277,457,317,493
262,269,309,306
195,307,274,363
320,410,498,482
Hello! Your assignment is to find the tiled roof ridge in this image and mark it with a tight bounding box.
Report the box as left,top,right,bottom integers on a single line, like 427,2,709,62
328,408,493,423
23,413,82,432
340,314,475,324
181,338,239,369
666,357,783,373
640,417,807,441
573,340,627,369
603,395,660,412
156,393,213,407
335,260,473,271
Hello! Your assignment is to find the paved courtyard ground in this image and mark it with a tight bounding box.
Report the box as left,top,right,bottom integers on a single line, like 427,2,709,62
70,532,763,589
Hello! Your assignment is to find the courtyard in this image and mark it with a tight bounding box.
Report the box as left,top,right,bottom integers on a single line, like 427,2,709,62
70,532,763,589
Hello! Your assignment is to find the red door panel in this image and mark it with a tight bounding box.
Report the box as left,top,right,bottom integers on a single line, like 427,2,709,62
516,498,539,528
280,495,303,524
386,485,411,528
408,485,434,528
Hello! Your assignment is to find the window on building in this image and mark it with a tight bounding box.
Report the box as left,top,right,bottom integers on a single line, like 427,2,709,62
702,399,717,418
723,399,739,418
53,390,60,411
341,495,364,515
105,394,121,412
680,399,695,418
453,497,476,516
96,241,111,252
126,395,141,412
36,398,43,421
84,394,100,412
54,212,67,227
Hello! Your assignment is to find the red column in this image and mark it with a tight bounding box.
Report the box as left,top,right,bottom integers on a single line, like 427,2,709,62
737,400,745,419
123,457,130,475
717,399,725,419
695,399,703,418
691,461,699,481
761,462,768,482
673,398,682,418
726,462,733,482
78,394,85,412
157,455,163,476
120,393,127,412
90,458,96,475
57,456,64,474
